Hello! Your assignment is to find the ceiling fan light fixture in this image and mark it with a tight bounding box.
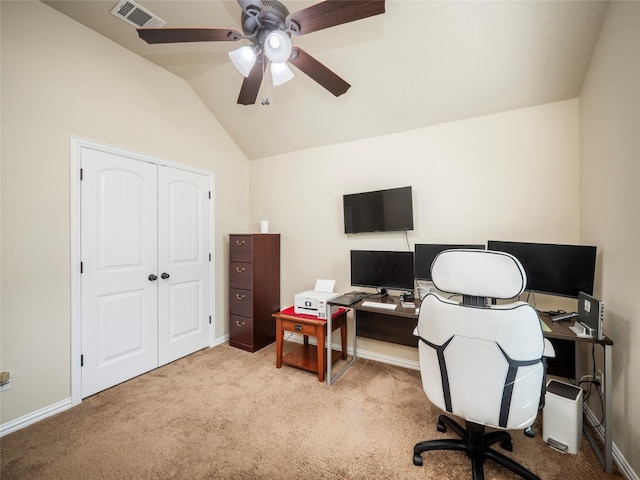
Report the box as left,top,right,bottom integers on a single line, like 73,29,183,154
264,30,292,63
271,62,295,86
228,45,257,77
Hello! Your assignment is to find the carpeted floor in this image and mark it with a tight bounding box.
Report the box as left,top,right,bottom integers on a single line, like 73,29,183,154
0,343,621,479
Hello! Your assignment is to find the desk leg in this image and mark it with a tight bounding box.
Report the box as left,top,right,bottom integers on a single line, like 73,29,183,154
317,325,325,383
275,318,283,369
326,313,332,384
604,344,613,474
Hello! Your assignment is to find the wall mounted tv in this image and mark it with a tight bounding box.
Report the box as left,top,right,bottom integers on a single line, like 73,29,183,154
343,186,414,234
414,244,485,281
487,240,597,298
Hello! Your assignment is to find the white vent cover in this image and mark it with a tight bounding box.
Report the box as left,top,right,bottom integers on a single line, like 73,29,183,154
110,0,166,29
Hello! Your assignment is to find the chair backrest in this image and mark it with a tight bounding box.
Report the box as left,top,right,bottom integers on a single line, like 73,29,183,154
415,249,544,430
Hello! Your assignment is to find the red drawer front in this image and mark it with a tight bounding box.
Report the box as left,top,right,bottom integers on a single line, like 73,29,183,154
229,262,253,290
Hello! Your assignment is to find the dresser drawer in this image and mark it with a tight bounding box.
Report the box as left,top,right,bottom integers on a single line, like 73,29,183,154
230,235,253,263
280,318,323,337
230,314,253,347
230,288,253,317
230,261,253,290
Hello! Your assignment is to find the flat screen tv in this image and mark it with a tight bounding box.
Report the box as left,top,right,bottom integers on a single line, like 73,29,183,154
487,240,597,298
343,186,413,234
415,244,485,280
350,250,415,294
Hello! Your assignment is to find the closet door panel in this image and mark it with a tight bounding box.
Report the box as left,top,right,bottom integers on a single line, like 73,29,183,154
157,166,211,366
81,149,158,398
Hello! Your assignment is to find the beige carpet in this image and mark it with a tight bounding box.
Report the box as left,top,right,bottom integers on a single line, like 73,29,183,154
1,343,620,479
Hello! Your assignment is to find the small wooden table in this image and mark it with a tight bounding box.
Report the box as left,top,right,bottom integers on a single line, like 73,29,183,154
274,307,348,382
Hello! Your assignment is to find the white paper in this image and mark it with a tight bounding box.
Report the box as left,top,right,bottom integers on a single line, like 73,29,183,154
314,279,335,293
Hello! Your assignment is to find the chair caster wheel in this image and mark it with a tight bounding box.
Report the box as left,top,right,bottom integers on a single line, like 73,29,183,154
500,439,513,452
437,421,446,433
524,426,536,438
413,454,423,466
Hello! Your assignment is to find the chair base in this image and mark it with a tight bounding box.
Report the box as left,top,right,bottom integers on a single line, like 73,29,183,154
413,415,540,480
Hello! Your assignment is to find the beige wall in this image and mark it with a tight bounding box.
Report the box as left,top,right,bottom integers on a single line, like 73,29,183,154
1,1,250,423
580,1,640,475
250,99,581,364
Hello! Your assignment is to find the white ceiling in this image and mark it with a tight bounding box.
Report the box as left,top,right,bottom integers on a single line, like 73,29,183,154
43,0,608,160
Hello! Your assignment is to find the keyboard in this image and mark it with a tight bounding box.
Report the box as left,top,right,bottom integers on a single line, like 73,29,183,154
361,301,397,310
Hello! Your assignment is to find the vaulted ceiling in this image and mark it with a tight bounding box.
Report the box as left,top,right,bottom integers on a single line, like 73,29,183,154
43,0,608,160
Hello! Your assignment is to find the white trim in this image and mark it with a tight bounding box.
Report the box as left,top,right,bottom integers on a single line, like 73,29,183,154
284,334,420,371
0,398,73,437
70,136,215,405
584,404,637,480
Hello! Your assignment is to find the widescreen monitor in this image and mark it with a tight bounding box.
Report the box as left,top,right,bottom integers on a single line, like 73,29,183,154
414,244,485,280
487,240,597,298
343,186,413,234
350,250,415,294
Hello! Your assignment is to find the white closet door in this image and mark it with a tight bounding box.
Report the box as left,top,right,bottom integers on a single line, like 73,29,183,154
81,149,158,398
157,166,211,365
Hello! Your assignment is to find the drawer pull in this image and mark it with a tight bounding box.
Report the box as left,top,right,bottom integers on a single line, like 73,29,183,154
235,266,246,273
236,320,246,327
294,325,303,331
235,240,246,246
235,293,246,300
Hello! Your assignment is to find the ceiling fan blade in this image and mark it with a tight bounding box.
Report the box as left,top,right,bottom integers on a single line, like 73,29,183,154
237,58,264,105
138,28,242,44
289,48,350,97
286,0,385,35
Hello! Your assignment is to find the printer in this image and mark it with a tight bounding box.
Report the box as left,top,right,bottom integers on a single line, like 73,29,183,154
294,279,339,320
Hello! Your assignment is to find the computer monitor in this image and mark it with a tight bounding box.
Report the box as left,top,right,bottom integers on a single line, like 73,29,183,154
350,250,415,294
487,240,597,298
414,244,485,280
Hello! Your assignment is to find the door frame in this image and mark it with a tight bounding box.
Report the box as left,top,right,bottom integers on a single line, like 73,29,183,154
70,136,215,406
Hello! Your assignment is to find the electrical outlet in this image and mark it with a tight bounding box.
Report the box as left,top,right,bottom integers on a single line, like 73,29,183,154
595,369,604,393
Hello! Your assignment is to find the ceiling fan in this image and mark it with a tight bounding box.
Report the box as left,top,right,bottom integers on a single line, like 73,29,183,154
137,0,385,105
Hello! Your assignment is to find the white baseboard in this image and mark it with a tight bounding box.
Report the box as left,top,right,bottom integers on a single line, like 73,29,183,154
284,333,420,370
584,404,637,480
0,398,73,437
213,334,229,347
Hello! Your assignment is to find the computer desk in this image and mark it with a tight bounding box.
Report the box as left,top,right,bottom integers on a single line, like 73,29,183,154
539,314,614,474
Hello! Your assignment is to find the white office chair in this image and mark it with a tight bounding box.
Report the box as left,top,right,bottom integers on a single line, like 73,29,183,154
413,249,549,480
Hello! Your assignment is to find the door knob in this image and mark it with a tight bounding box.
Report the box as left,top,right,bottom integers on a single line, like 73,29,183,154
161,273,170,279
148,274,158,281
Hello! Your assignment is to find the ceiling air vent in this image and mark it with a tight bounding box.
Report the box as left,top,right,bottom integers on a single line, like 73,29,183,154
110,0,166,29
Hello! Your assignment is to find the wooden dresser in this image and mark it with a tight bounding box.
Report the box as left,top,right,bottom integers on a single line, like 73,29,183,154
229,234,281,352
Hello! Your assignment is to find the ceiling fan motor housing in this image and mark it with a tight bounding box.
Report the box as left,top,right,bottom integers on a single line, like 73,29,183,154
241,0,290,39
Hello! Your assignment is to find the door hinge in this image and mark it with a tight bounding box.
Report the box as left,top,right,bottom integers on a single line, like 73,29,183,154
209,315,212,325
209,253,212,262
80,354,84,367
208,191,211,199
80,168,83,181
80,261,83,273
